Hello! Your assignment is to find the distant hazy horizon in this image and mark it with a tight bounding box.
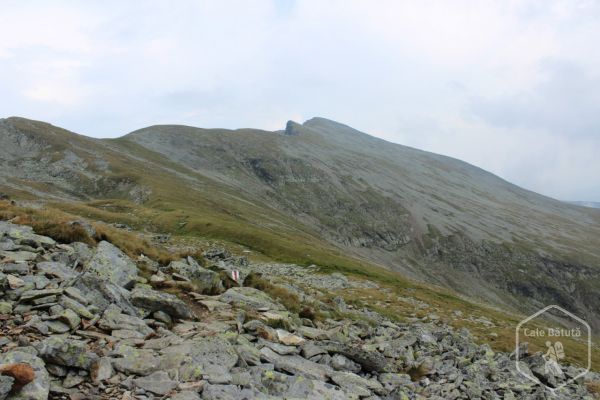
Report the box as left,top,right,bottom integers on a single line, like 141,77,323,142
1,1,599,201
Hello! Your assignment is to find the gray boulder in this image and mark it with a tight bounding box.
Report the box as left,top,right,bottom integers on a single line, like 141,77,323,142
98,304,153,336
320,340,388,372
112,345,160,376
171,391,201,400
220,287,285,311
169,259,224,294
133,371,177,395
160,336,238,382
330,354,361,373
36,261,76,280
201,384,266,400
0,221,55,248
131,286,193,320
331,371,384,396
71,272,136,315
259,347,333,381
0,301,12,315
36,336,98,370
86,241,138,289
59,296,94,319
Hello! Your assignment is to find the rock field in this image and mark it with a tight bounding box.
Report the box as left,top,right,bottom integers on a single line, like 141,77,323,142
0,220,598,399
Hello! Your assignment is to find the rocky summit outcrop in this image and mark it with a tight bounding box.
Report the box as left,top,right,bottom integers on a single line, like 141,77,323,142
0,220,599,399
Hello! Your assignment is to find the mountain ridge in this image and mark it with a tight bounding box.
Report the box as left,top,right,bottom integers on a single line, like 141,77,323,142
1,115,600,330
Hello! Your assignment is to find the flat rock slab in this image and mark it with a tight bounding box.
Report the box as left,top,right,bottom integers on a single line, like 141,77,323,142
1,250,38,262
169,391,201,400
98,305,153,336
112,345,160,376
160,336,238,382
131,287,193,320
1,263,30,275
36,261,77,280
201,384,265,400
20,288,63,302
0,221,55,248
133,371,177,395
331,371,383,396
259,347,333,381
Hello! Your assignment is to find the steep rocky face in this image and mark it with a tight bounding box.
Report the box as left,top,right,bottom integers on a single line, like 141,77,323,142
0,220,598,399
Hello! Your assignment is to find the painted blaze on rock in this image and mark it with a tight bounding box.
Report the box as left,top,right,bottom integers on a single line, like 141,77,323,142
515,305,591,391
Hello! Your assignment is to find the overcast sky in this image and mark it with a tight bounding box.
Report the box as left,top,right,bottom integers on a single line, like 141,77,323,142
1,1,599,201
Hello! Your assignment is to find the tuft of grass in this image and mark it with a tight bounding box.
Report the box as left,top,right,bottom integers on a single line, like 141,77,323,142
1,202,94,245
0,201,185,265
299,306,322,322
587,381,600,397
406,362,431,382
244,272,301,314
265,318,292,330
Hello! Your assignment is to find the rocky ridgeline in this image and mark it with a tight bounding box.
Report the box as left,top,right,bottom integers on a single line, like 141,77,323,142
0,221,598,400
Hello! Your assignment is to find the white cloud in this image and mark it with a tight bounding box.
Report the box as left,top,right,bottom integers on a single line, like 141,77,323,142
0,0,599,200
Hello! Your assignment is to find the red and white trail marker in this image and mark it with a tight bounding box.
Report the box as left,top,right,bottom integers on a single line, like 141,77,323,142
231,270,240,282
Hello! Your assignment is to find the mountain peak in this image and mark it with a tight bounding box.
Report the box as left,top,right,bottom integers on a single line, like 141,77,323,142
302,116,353,130
284,120,302,136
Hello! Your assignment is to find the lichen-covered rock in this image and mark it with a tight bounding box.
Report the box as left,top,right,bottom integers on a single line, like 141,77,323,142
111,345,160,376
36,337,98,370
0,221,55,248
170,391,201,400
220,287,285,311
235,336,262,366
71,272,137,315
320,340,388,372
86,241,138,289
331,371,384,396
255,369,349,399
59,295,94,319
259,347,333,381
98,304,153,335
201,384,265,400
36,261,76,280
0,301,12,314
19,288,63,303
0,250,38,263
160,336,238,382
133,371,177,395
130,286,193,320
0,351,49,400
169,259,224,294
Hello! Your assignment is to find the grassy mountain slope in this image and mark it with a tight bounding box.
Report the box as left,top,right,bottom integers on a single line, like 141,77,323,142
1,116,600,330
